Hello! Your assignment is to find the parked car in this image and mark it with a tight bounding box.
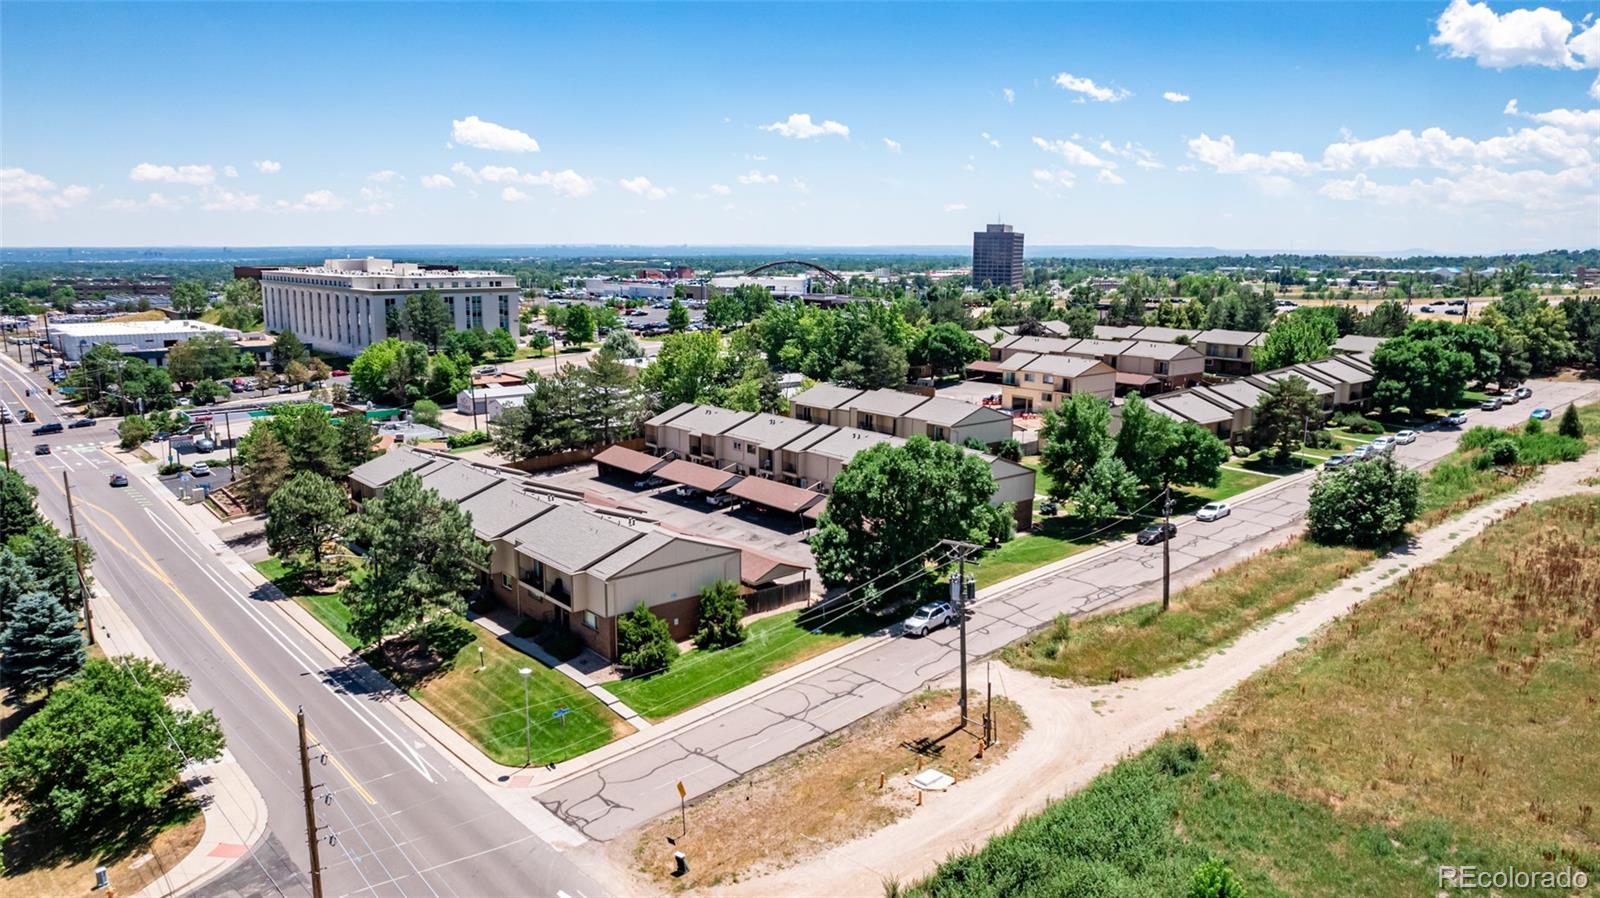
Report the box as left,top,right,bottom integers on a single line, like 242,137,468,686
1196,501,1231,522
1394,429,1418,444
330,369,349,377
32,422,63,435
903,602,953,637
109,473,129,487
190,462,211,476
1513,386,1533,400
633,476,665,489
1324,454,1350,467
68,417,96,429
1369,436,1395,453
1479,398,1502,411
1136,522,1178,545
1444,410,1469,426
1500,391,1520,405
1529,407,1553,421
674,485,701,498
194,437,216,452
706,493,738,508
33,444,50,455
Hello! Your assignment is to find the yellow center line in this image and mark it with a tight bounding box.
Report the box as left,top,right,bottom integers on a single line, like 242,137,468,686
43,465,377,805
0,355,46,418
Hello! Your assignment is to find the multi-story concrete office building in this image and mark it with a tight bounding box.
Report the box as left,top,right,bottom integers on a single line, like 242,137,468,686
972,223,1024,290
261,258,521,356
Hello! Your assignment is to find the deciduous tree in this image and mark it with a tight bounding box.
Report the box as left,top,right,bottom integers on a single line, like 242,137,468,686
692,579,745,650
401,290,453,350
0,468,42,540
1307,455,1420,548
1038,394,1111,501
617,604,679,673
1252,375,1323,463
265,472,348,575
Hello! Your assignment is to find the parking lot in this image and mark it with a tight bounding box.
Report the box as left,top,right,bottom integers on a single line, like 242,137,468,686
533,462,817,567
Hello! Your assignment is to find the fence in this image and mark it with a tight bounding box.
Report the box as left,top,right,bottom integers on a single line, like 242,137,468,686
743,579,813,615
502,437,648,473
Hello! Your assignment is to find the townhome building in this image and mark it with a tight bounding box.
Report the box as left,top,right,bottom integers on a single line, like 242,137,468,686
1193,329,1267,376
998,353,1117,410
786,385,1012,448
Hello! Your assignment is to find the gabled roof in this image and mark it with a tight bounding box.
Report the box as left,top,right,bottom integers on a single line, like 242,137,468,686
348,447,442,489
724,414,820,449
1093,325,1142,341
506,503,647,572
997,335,1079,355
968,326,1007,345
1115,340,1203,361
1331,334,1387,354
788,383,864,411
1254,370,1333,396
1015,354,1114,378
804,426,903,462
1061,338,1125,357
658,404,755,435
586,532,677,579
1300,358,1373,386
845,388,928,418
1205,379,1269,408
995,351,1043,371
656,459,742,492
903,396,1009,427
593,444,669,475
457,480,558,540
1038,320,1076,338
417,460,503,503
1131,326,1202,343
1153,392,1233,426
1195,328,1266,348
644,401,697,427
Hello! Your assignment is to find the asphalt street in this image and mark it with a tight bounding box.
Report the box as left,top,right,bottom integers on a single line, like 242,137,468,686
0,358,608,898
535,377,1600,842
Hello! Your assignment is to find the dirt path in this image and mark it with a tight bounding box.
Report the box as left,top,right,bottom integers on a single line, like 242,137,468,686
716,453,1600,898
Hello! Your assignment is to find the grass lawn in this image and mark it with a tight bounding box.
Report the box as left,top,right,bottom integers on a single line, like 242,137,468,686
1003,537,1372,684
256,558,361,650
972,515,1145,588
1179,467,1275,504
1021,457,1054,497
387,623,630,766
606,609,872,721
913,495,1600,897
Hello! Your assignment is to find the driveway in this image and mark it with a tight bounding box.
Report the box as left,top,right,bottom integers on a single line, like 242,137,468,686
535,377,1600,842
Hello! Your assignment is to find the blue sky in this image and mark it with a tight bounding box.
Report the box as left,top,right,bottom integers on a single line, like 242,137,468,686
2,1,1597,253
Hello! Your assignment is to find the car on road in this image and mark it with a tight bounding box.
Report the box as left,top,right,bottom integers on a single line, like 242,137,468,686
32,421,62,435
1196,501,1231,522
1479,398,1502,411
1513,386,1533,400
1529,407,1552,421
0,408,12,424
903,602,953,637
330,369,349,377
33,443,50,455
1444,410,1469,426
1394,429,1417,444
190,462,211,476
706,493,738,508
68,417,96,429
109,473,129,487
20,410,35,423
1324,454,1350,467
1418,304,1437,313
1500,391,1520,405
1136,522,1178,545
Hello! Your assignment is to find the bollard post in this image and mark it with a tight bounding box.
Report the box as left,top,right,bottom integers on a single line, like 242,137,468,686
916,790,923,807
673,851,689,877
94,867,109,891
878,773,884,790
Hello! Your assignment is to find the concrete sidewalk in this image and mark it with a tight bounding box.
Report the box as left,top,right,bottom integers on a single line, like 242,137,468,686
88,582,272,898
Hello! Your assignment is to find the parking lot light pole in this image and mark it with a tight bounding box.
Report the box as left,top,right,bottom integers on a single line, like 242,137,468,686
519,667,533,766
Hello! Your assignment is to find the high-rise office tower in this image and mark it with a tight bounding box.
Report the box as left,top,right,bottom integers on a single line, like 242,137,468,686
972,223,1024,290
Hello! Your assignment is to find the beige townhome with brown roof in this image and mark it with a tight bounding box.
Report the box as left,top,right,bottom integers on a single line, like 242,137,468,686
998,353,1117,411
787,384,1013,448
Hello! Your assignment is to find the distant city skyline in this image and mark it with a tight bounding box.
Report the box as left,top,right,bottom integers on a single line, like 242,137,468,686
2,1,1597,253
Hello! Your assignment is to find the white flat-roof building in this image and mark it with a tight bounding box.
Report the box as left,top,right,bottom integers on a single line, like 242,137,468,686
47,319,242,361
261,258,522,356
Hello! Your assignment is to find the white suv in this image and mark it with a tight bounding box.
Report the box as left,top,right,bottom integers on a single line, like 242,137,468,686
903,602,953,637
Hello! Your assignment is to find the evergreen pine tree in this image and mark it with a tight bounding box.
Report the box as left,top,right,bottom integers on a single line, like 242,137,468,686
0,592,85,704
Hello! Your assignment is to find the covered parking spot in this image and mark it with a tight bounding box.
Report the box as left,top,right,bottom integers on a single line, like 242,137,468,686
727,476,826,517
656,459,741,496
593,444,668,482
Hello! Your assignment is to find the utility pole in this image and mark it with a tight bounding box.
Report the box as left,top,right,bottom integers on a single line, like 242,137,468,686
2,416,10,470
63,472,92,645
940,539,981,728
223,411,236,474
1160,479,1173,613
297,707,325,898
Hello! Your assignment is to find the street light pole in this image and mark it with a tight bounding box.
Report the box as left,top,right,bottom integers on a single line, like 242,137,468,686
519,667,533,766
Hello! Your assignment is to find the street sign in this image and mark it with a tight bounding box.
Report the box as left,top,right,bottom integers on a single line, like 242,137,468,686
676,780,686,799
551,707,570,719
179,474,191,483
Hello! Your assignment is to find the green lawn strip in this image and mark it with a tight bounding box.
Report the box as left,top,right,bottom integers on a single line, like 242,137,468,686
973,515,1145,588
1021,458,1054,498
1002,538,1371,684
384,623,625,766
255,558,363,650
605,609,870,721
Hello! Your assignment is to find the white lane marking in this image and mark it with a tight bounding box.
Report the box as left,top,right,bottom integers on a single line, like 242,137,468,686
137,509,442,784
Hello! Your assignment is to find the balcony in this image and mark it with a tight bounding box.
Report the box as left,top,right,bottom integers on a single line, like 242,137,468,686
518,569,573,609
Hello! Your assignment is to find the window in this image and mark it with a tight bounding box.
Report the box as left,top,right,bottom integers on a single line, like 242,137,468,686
1043,392,1054,403
582,610,598,630
1023,373,1035,383
501,573,512,589
1044,375,1055,385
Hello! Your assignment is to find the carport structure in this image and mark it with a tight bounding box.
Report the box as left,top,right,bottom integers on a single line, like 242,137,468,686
726,476,826,517
593,444,668,480
656,459,741,494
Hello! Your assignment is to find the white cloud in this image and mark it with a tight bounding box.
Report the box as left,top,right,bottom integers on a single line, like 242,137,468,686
535,169,596,198
449,161,480,184
278,190,345,212
357,186,395,214
254,160,281,174
1430,0,1579,68
1186,134,1313,175
619,176,671,200
451,115,541,153
200,186,261,212
130,163,215,185
1031,136,1118,169
883,137,902,153
710,183,732,196
1318,164,1596,214
737,169,779,185
761,113,850,139
1097,169,1126,185
144,192,179,210
105,193,178,212
448,164,595,197
223,165,239,178
1032,168,1076,188
1,168,90,212
1254,174,1296,196
943,202,968,212
1051,72,1130,102
791,178,810,193
420,174,455,189
1505,99,1600,133
1322,124,1593,170
1162,91,1191,103
1003,87,1015,104
981,132,1001,148
501,186,530,203
368,170,400,183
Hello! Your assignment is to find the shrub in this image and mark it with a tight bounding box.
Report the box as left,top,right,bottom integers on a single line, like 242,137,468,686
693,579,746,650
1187,859,1248,898
158,462,184,475
1305,429,1337,449
995,438,1023,462
616,604,678,673
1307,456,1421,548
1514,432,1585,466
1523,418,1543,435
1335,412,1385,434
1486,438,1519,467
1458,425,1504,451
1558,404,1585,439
446,430,490,449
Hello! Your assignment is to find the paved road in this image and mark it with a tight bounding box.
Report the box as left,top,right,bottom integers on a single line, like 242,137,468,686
0,360,609,898
536,378,1600,842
